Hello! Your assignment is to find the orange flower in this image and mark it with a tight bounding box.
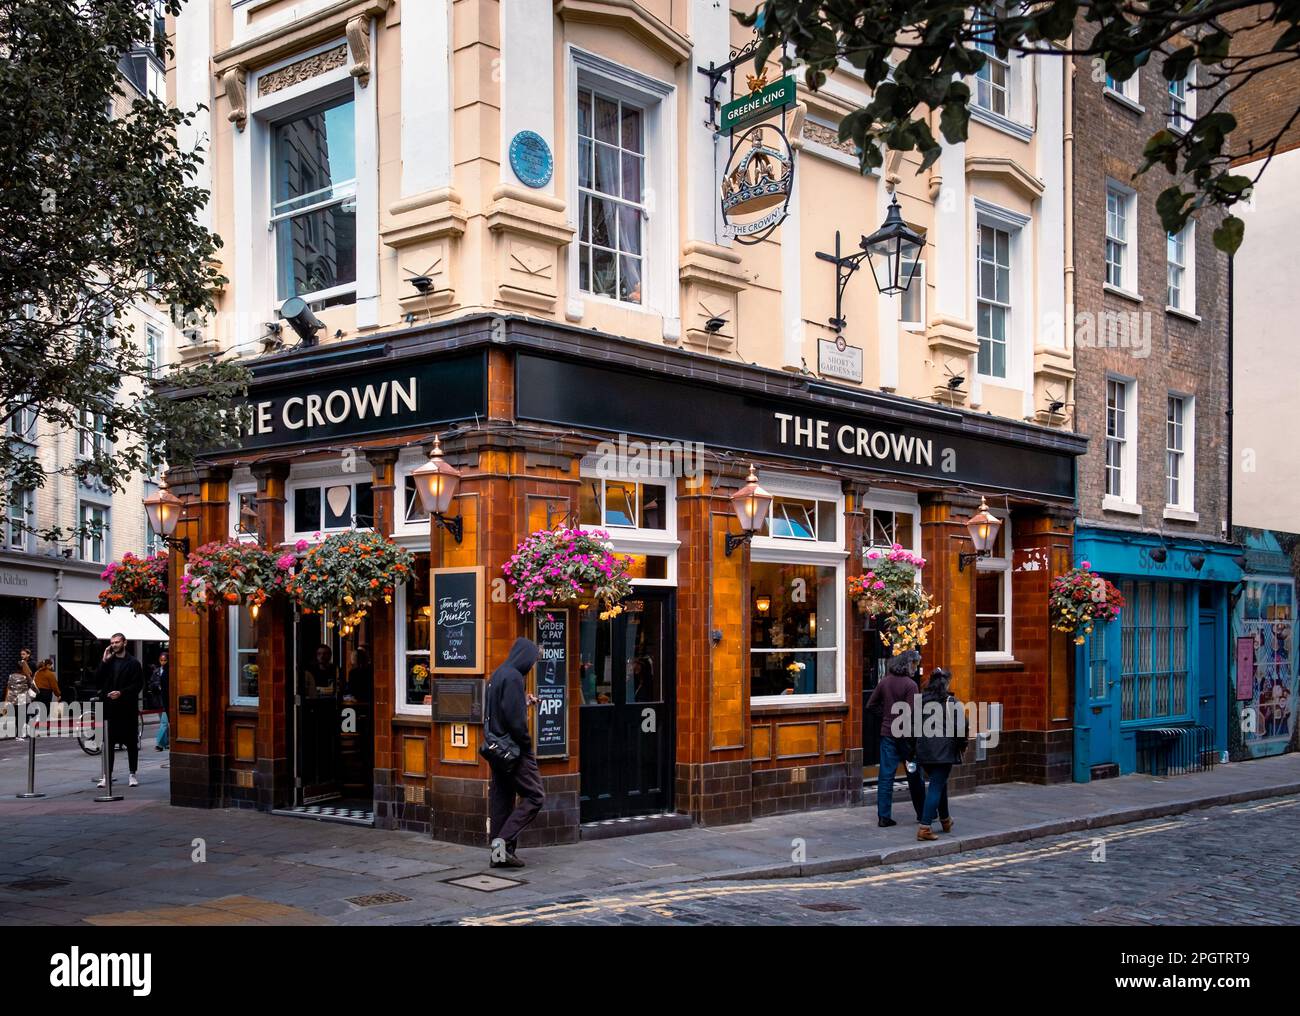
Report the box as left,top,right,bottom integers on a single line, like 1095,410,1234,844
370,579,379,587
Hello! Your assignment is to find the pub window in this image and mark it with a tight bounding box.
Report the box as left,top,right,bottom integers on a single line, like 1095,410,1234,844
290,479,373,535
229,604,259,706
271,95,358,309
1119,581,1191,722
898,259,925,332
750,560,842,701
403,474,429,525
976,222,1012,379
865,506,917,552
578,477,667,531
395,553,432,714
975,516,1013,659
767,496,838,545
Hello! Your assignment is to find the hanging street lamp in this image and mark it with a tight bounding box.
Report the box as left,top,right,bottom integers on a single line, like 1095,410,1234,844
410,433,464,543
958,497,1003,571
725,465,774,556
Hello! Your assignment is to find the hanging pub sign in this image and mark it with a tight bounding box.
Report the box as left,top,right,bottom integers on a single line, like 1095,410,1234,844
533,611,569,758
720,122,794,244
431,566,484,674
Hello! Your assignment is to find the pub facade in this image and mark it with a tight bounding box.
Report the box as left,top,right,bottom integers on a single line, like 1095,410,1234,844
165,0,1086,842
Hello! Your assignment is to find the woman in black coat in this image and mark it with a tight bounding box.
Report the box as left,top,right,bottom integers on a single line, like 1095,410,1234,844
915,668,967,841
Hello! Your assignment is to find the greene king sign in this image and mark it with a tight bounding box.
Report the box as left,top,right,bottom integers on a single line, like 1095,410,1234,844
719,75,796,135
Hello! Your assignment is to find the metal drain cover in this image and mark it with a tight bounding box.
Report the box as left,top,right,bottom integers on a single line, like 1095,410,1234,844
443,874,525,892
5,877,72,892
345,891,412,908
799,901,860,913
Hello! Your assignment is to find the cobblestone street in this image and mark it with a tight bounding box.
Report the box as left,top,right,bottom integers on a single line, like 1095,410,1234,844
457,796,1300,926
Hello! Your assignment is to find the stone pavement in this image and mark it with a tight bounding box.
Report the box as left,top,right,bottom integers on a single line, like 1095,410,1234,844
1,731,1297,925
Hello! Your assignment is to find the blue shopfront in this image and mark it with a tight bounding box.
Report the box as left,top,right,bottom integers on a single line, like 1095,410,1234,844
1072,527,1242,781
1231,530,1298,761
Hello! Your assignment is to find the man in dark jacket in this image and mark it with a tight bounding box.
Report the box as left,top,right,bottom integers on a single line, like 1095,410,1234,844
866,649,926,827
486,637,545,868
95,633,144,787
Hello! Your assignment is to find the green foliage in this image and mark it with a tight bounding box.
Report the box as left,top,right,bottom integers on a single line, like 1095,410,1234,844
743,0,1299,255
0,1,249,543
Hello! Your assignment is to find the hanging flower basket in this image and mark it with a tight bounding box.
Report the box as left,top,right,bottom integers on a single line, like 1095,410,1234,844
284,530,414,634
98,552,169,614
182,540,278,613
1050,561,1126,644
502,526,633,618
848,546,940,656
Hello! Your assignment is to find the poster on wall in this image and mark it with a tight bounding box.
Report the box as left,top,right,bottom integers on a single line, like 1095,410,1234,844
1236,636,1256,701
431,566,484,674
533,611,569,758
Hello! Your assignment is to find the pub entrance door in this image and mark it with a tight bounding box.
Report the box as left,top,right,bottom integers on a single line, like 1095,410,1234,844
291,612,374,809
577,590,676,822
862,617,890,782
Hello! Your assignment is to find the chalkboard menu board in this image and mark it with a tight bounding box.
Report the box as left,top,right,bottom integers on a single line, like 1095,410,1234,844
533,611,569,757
431,566,484,674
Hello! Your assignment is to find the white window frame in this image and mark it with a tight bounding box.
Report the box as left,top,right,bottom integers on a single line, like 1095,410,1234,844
1167,66,1195,133
1104,70,1140,108
78,500,110,564
393,556,433,717
898,258,926,332
1104,182,1139,296
972,199,1030,385
77,410,108,461
144,323,162,378
565,47,679,327
577,458,679,587
228,604,259,707
976,515,1014,663
969,9,1032,139
286,473,375,539
750,473,846,707
6,484,33,552
1165,393,1197,516
1104,375,1140,512
6,404,37,444
1167,220,1197,316
236,34,380,342
229,480,259,542
393,449,432,539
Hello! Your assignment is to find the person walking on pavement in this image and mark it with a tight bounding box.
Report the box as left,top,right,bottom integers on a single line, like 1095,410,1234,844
485,637,545,869
866,649,925,828
16,647,33,680
95,633,144,788
5,669,35,740
915,667,967,842
152,650,170,751
32,658,60,710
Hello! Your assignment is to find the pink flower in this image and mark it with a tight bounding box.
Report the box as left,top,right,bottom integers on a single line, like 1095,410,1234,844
1081,560,1091,569
276,553,296,570
295,539,309,551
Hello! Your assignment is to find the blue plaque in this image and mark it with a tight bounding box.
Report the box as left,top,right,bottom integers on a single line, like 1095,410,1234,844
509,130,553,188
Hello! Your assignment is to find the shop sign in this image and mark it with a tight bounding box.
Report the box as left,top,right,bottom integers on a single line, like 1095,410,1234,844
719,75,795,135
817,337,863,383
533,611,569,758
211,353,486,453
720,122,793,244
431,566,484,674
515,353,1080,500
508,130,553,189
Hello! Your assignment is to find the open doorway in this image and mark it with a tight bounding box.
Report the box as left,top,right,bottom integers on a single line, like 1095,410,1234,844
291,611,374,820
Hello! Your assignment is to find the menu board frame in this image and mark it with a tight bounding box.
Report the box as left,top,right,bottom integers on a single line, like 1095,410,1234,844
430,565,485,674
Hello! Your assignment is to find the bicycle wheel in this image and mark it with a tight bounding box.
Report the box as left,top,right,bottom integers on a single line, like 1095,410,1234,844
77,709,102,756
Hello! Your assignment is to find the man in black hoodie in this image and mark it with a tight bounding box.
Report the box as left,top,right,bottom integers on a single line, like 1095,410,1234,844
486,637,545,868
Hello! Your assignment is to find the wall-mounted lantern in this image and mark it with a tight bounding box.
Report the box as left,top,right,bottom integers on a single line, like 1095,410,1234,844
410,434,464,543
725,466,773,557
143,482,189,555
815,193,925,332
958,497,1002,572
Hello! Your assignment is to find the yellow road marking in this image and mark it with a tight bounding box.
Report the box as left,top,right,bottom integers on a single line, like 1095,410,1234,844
462,818,1191,926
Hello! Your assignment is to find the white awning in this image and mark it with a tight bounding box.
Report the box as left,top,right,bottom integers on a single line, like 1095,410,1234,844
58,602,170,641
149,613,169,635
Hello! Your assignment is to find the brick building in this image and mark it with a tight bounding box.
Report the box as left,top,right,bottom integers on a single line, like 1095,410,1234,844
1068,33,1241,779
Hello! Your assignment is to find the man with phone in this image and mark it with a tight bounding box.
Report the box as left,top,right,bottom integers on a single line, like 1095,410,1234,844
95,633,144,788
